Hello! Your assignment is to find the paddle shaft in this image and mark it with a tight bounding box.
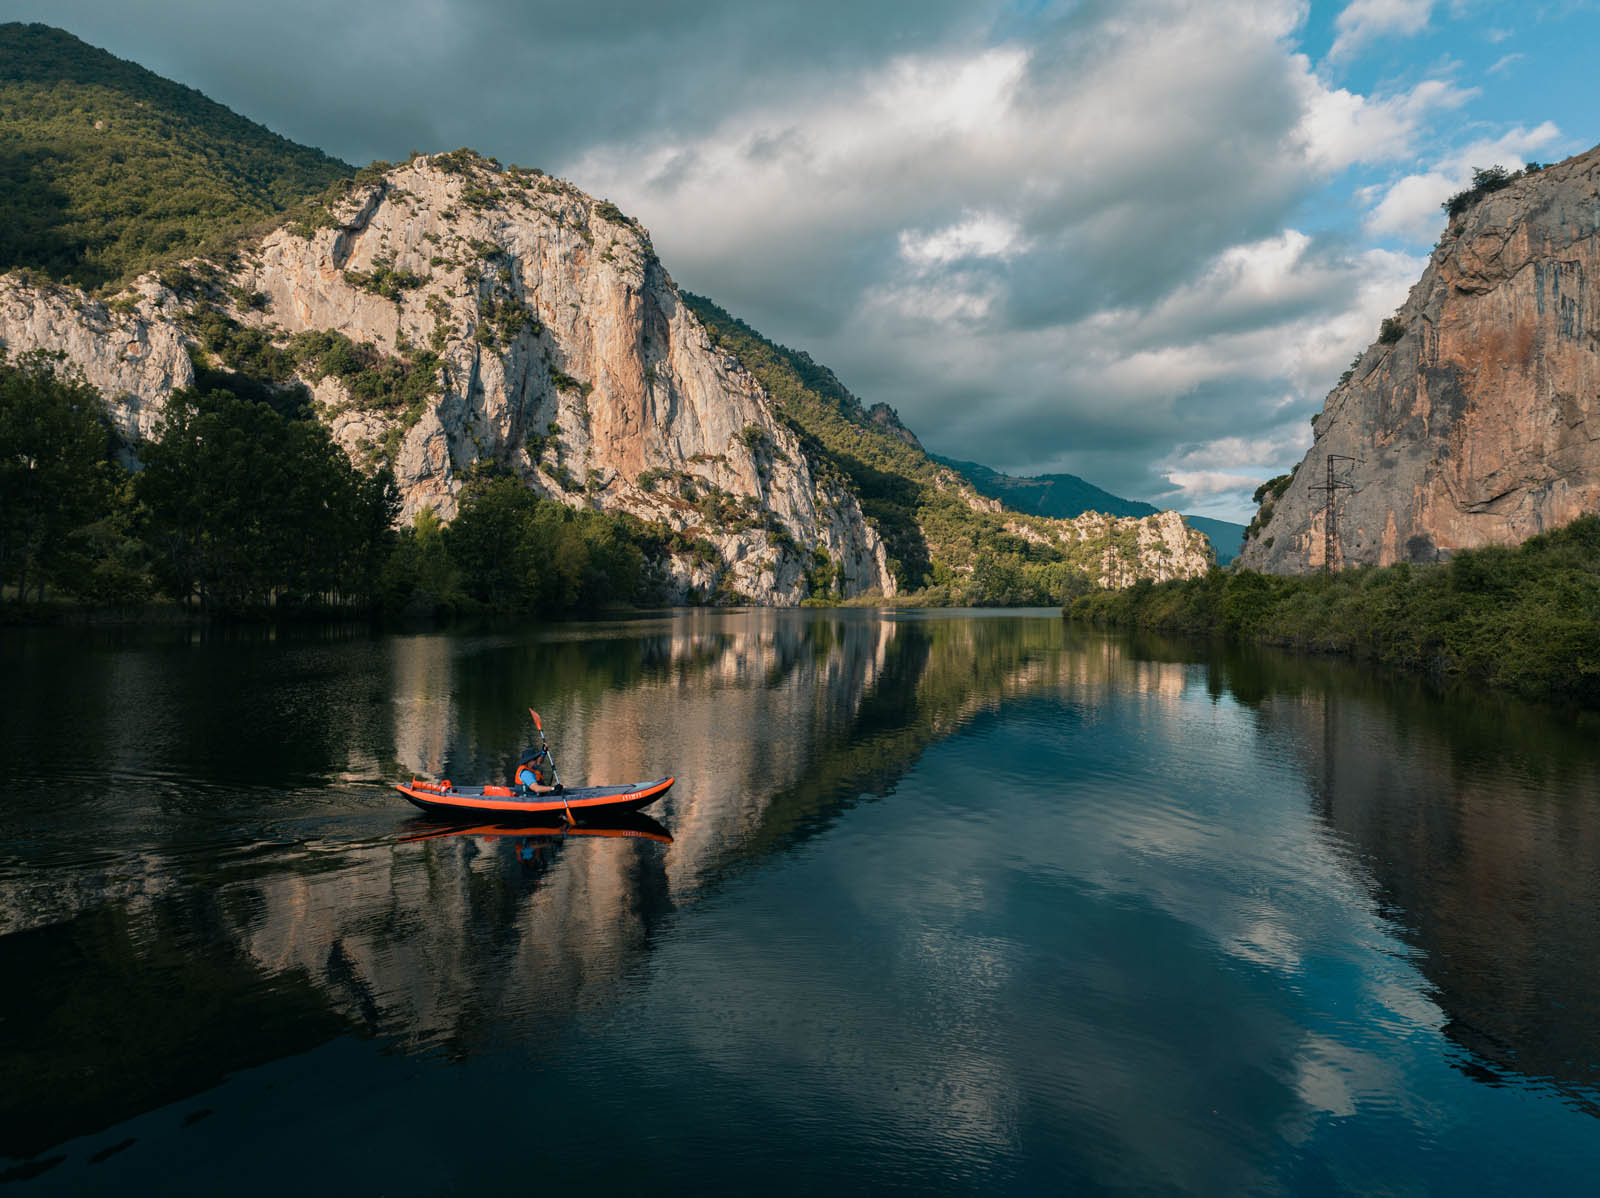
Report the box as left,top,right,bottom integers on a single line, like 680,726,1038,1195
529,707,573,822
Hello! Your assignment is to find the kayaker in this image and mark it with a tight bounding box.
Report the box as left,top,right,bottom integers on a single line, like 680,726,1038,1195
514,747,563,795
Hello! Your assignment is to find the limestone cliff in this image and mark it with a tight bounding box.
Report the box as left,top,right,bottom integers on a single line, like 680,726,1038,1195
0,149,1212,599
0,278,192,447
234,155,899,603
0,154,895,604
1239,147,1600,572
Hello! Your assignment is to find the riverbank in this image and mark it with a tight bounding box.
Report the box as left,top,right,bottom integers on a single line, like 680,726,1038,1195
1067,515,1600,706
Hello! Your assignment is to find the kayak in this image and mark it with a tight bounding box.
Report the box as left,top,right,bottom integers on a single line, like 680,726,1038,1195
395,775,674,820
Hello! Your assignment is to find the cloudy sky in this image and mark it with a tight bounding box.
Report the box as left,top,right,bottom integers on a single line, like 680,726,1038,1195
15,0,1598,518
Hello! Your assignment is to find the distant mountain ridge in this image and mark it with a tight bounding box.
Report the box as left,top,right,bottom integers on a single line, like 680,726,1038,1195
933,456,1246,564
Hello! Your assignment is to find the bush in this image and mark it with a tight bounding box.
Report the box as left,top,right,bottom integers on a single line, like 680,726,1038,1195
1069,515,1600,706
1251,473,1294,507
1442,164,1524,220
344,259,425,301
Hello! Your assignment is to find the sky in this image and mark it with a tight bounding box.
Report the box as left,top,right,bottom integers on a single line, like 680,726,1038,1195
10,0,1598,519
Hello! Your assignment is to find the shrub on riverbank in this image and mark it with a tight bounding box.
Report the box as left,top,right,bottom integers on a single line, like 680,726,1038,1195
1068,517,1600,705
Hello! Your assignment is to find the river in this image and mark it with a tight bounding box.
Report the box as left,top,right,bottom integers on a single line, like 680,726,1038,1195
2,610,1597,1193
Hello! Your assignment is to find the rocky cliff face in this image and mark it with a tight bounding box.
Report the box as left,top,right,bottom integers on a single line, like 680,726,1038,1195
0,150,1213,599
1239,146,1600,573
1086,510,1215,587
1000,509,1212,586
1,154,896,603
249,155,903,602
0,278,192,448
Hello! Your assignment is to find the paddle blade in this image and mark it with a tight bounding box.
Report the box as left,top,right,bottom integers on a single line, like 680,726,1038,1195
529,708,543,732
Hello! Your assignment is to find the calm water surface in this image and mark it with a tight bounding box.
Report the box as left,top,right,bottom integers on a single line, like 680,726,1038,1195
2,610,1598,1194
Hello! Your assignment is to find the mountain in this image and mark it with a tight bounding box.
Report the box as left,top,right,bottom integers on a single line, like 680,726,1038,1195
682,295,1214,589
0,22,351,290
932,456,1247,564
1239,148,1600,573
0,27,1217,605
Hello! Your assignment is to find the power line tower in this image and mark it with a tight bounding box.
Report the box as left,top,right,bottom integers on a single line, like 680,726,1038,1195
1308,455,1358,575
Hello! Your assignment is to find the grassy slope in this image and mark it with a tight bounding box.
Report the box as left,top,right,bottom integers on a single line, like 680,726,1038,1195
1069,515,1600,705
0,22,351,290
934,454,1246,564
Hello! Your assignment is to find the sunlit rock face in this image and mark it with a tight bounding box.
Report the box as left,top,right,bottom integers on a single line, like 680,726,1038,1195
0,276,192,448
0,155,895,603
234,155,898,602
1240,145,1600,573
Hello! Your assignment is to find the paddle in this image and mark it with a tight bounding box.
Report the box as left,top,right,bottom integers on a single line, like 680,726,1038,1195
529,707,574,824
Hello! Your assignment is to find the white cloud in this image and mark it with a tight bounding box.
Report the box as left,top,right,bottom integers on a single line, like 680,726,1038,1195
1488,52,1525,74
557,0,1524,514
1297,75,1475,172
899,214,1027,268
1364,170,1456,240
1328,0,1435,60
1164,470,1269,497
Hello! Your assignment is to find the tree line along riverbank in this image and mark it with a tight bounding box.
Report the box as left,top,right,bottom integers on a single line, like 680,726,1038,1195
1067,515,1600,707
0,349,693,622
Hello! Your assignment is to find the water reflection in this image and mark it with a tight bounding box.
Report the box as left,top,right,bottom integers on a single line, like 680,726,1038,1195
0,612,1073,1161
1122,635,1600,1115
1,612,1598,1183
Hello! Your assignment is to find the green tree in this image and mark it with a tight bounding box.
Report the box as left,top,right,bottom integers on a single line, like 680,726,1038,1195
0,349,116,602
445,473,543,612
136,385,395,613
379,507,464,619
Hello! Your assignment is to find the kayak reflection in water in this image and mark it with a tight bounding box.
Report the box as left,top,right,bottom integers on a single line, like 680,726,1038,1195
397,812,673,846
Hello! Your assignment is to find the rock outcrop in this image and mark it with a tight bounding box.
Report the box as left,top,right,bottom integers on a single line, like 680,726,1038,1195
0,150,1214,599
1240,147,1600,573
0,155,896,604
1000,510,1212,586
0,278,192,447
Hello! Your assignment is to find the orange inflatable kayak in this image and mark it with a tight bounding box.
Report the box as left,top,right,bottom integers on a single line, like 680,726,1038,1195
396,776,674,820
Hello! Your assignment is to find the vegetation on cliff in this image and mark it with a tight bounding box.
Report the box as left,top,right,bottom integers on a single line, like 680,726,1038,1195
683,293,1181,604
1441,162,1542,221
1069,518,1600,705
0,23,352,290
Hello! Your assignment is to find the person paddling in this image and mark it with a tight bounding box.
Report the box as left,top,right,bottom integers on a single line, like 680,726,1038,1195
514,746,563,795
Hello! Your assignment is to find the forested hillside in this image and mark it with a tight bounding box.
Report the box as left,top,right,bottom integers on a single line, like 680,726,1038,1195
0,22,351,289
683,294,1212,602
